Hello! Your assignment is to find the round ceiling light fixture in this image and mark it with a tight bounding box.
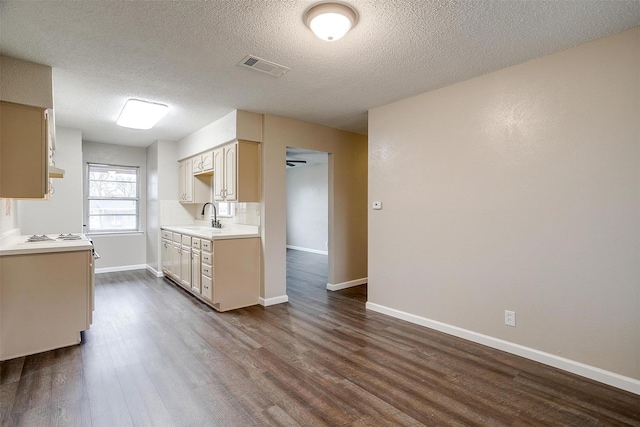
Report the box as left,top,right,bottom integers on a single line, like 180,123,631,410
304,2,358,42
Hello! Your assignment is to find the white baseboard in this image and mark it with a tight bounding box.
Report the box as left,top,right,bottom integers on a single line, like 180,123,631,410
286,245,328,255
327,277,367,291
95,264,148,274
259,295,289,306
146,265,163,277
366,302,640,395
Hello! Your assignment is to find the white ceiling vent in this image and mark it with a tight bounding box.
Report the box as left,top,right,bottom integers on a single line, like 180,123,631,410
239,55,290,77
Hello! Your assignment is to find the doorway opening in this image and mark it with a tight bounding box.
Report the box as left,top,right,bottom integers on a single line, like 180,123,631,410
285,147,329,298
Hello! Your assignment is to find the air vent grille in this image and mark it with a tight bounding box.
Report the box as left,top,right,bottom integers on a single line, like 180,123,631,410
244,57,259,67
239,55,290,77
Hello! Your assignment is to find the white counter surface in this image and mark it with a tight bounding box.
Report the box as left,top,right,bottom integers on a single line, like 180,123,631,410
0,234,93,256
161,224,260,240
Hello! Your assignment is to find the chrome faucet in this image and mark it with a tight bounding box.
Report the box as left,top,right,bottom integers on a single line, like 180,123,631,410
201,202,222,228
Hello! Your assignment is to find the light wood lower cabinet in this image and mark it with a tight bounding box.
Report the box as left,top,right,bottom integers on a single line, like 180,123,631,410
161,228,260,311
210,237,260,311
171,241,181,282
0,250,92,360
201,274,213,300
161,238,172,275
191,248,201,294
180,245,191,288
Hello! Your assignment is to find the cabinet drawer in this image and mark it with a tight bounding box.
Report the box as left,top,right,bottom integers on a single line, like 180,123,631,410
192,238,201,249
181,235,192,246
172,233,182,243
201,240,212,252
201,252,212,265
202,264,212,278
201,275,212,300
161,230,172,240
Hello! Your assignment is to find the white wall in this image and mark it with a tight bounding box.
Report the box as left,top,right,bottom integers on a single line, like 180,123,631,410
0,199,18,236
83,141,147,270
146,141,160,272
147,139,181,274
18,127,83,234
177,110,263,160
286,162,328,253
368,28,640,386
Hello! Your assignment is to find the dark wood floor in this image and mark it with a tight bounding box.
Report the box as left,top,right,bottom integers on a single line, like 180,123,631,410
1,249,639,426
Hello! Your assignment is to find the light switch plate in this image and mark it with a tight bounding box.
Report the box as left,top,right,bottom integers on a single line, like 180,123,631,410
372,201,382,210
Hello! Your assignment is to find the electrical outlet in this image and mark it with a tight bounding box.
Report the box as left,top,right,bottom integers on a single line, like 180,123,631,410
505,310,516,327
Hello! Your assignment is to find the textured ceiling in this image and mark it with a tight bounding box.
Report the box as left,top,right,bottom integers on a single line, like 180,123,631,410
1,1,638,147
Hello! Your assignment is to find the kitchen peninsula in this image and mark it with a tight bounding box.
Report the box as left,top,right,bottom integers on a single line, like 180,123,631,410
0,233,94,361
161,224,260,312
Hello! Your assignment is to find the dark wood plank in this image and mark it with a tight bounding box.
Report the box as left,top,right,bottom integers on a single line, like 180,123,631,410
0,248,638,426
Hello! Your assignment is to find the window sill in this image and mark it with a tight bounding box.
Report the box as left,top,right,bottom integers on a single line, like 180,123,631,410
87,231,145,237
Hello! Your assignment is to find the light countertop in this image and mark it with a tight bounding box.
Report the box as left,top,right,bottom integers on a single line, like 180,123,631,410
0,234,93,257
161,224,260,240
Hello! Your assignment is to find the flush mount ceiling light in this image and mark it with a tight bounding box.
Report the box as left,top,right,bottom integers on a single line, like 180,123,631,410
304,2,358,42
116,99,168,129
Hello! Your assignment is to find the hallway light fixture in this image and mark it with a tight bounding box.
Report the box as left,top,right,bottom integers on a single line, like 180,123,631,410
116,99,168,130
304,2,358,42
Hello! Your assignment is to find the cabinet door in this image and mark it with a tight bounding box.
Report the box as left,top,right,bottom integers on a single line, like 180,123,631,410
192,155,202,174
223,144,237,201
213,148,225,201
178,161,186,201
161,239,172,275
201,151,213,172
191,249,201,293
183,159,193,203
180,245,191,288
201,275,212,300
171,243,181,280
0,101,48,198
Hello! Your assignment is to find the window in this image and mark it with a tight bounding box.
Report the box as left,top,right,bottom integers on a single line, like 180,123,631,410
217,202,234,217
86,163,139,232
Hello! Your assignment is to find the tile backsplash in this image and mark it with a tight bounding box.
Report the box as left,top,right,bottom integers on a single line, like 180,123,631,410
233,203,260,226
159,200,198,226
159,200,260,227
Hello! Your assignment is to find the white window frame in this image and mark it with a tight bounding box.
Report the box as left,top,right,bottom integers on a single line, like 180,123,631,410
216,202,234,218
86,163,140,233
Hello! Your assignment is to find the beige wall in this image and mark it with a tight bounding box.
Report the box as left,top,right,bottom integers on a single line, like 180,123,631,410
368,28,639,381
262,115,367,299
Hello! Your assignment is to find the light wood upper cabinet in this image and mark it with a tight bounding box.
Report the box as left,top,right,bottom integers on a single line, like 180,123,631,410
213,140,259,202
179,157,212,204
192,151,213,175
0,101,49,199
178,158,193,203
